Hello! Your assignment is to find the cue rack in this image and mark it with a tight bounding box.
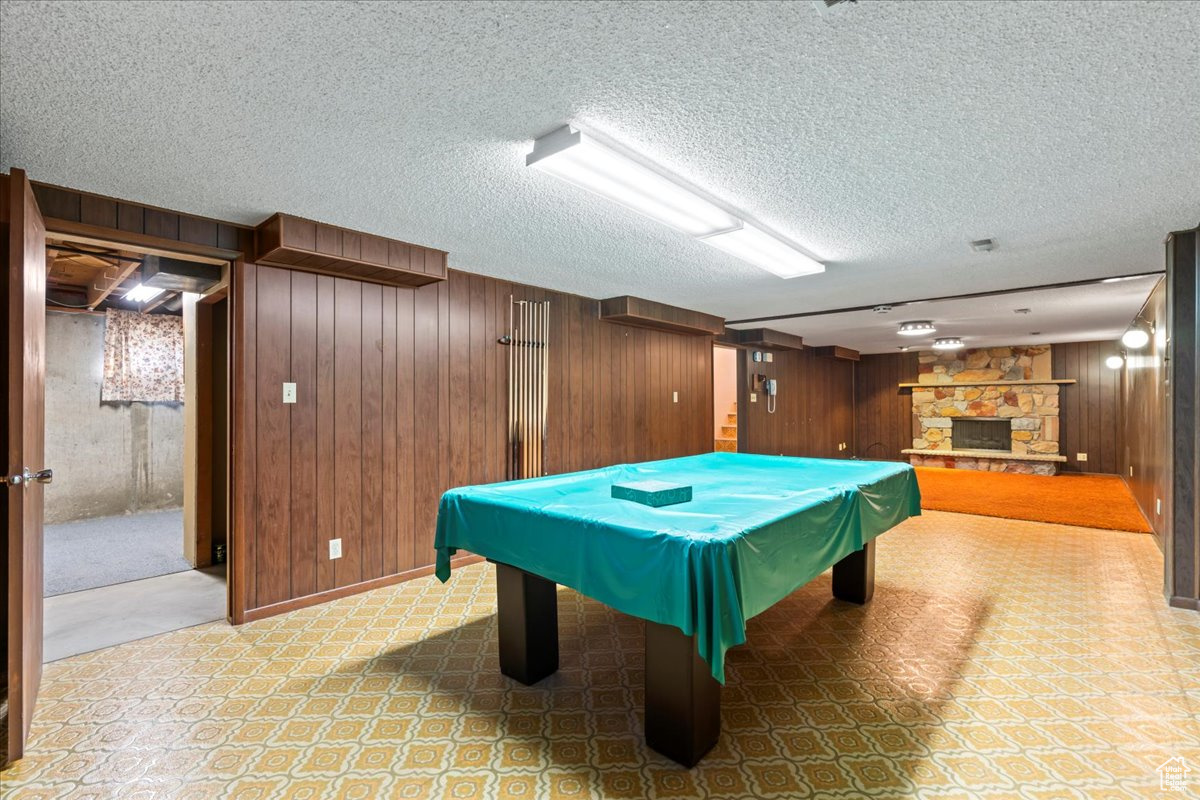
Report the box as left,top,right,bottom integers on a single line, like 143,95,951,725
504,297,550,480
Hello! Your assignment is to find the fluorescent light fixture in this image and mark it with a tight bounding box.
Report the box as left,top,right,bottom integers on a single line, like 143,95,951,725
897,321,936,336
1121,323,1151,349
125,283,165,303
527,125,739,237
1105,354,1126,369
932,337,964,351
699,223,824,279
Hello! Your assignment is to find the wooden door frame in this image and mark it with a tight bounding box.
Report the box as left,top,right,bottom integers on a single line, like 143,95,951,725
38,217,238,615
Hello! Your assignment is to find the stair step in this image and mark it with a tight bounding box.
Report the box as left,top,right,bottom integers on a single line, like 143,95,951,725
720,425,737,437
714,438,737,453
726,413,737,423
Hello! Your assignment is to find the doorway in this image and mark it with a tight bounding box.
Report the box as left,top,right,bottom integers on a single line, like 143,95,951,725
713,345,738,452
40,236,231,661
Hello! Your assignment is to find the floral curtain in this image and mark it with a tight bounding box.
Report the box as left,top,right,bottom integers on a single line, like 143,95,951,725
101,309,185,402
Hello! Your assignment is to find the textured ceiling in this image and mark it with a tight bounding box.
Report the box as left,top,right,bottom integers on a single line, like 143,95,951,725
728,274,1162,354
1,1,1197,327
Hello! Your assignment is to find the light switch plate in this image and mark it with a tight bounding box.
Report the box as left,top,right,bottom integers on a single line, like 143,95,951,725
283,382,297,404
750,393,757,403
1077,453,1087,462
765,353,774,363
1156,498,1162,515
672,391,678,403
329,538,342,560
752,351,763,363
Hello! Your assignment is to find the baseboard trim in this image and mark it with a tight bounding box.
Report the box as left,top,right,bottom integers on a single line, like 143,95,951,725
240,553,485,623
1168,595,1200,611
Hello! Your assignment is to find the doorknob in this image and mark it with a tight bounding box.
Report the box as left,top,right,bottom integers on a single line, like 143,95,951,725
6,468,53,486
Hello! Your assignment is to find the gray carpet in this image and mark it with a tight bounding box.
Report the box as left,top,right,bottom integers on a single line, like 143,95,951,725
44,509,192,597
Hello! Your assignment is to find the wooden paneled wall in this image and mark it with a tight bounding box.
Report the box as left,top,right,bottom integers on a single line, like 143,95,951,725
854,352,920,461
735,346,855,459
232,265,713,618
1119,280,1169,540
1052,341,1124,475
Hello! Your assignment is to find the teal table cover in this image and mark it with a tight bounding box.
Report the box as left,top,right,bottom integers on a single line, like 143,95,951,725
435,452,921,683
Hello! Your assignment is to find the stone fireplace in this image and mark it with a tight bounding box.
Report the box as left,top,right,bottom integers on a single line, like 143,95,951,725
901,345,1069,475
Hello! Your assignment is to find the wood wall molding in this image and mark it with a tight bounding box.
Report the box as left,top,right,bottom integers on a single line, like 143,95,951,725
599,295,724,336
241,554,484,622
814,345,860,362
731,328,805,351
253,213,446,288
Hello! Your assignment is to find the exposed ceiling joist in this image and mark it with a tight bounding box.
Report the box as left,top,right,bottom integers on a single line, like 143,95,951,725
86,256,141,309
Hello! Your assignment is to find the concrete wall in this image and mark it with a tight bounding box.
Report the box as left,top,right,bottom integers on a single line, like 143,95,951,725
44,311,184,524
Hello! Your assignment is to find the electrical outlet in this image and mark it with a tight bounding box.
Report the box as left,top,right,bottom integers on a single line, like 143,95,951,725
1077,453,1088,462
283,382,297,404
765,352,774,363
673,391,678,403
1156,498,1162,515
329,538,342,560
750,393,758,403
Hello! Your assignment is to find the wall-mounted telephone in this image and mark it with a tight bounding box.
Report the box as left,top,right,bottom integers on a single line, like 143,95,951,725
764,379,777,414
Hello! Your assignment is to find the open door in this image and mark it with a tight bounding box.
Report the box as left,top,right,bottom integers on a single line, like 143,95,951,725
2,168,48,765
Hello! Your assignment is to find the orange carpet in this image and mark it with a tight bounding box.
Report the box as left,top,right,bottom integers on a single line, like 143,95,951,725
915,467,1154,533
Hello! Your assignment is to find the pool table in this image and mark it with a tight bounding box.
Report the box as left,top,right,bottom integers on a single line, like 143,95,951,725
435,452,920,766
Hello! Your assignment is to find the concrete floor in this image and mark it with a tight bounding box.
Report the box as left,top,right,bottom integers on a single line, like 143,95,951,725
43,565,227,662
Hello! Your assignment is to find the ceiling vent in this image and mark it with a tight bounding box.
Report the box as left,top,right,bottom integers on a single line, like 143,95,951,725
970,238,998,252
873,304,893,314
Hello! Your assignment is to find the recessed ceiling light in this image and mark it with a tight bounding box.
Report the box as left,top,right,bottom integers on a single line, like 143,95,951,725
969,238,997,252
897,320,936,336
124,283,165,303
932,337,964,351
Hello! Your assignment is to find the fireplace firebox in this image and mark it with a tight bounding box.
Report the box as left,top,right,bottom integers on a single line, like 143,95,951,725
952,418,1011,451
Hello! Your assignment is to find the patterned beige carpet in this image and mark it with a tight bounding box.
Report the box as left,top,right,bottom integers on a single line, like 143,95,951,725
3,511,1198,799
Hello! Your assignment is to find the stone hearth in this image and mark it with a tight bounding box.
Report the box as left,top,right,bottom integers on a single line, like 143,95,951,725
906,346,1063,475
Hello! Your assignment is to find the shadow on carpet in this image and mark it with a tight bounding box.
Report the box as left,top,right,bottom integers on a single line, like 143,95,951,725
44,509,192,596
915,468,1154,533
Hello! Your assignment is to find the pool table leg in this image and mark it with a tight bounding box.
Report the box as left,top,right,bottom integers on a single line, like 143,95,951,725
832,539,875,604
644,621,721,767
494,562,559,685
